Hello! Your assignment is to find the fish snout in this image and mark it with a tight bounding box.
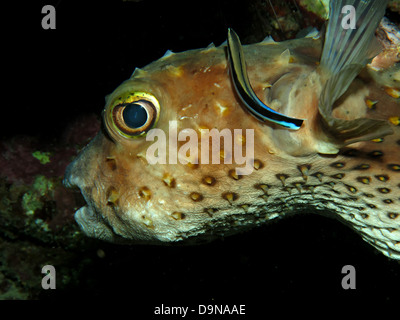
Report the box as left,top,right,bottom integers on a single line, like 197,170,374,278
63,133,121,242
63,132,107,193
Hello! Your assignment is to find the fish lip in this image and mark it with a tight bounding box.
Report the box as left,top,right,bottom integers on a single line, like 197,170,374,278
74,204,95,234
63,174,104,239
63,163,92,216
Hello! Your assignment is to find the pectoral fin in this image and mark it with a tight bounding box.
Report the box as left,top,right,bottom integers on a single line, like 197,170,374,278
318,0,393,146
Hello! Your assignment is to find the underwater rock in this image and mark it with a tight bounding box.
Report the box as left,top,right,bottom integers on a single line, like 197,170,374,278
389,0,400,14
0,114,100,299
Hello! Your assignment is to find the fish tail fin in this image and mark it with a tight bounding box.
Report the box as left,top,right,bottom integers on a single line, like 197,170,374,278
318,0,393,151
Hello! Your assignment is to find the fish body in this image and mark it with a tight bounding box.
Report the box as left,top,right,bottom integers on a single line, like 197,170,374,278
64,0,400,259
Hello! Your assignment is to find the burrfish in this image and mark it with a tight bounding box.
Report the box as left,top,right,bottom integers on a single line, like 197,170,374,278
64,0,400,259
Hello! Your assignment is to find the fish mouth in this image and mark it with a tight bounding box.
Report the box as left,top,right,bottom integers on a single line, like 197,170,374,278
63,161,131,243
63,163,96,234
63,163,88,209
63,175,116,241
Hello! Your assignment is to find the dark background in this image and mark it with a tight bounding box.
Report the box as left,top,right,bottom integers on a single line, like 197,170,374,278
3,0,399,311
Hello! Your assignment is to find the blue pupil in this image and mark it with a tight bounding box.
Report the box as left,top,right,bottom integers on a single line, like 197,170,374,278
122,103,148,128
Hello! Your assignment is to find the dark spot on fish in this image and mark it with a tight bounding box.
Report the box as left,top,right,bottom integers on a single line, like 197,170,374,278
276,174,289,186
344,184,357,193
383,199,394,204
366,203,377,209
202,176,216,186
106,186,119,206
222,192,238,203
105,157,117,171
342,148,360,157
190,192,203,202
360,213,369,219
367,150,384,158
363,193,375,198
228,169,242,180
255,184,269,194
311,172,324,182
162,174,176,188
171,212,186,220
356,176,371,184
375,175,389,182
253,159,264,170
187,162,199,169
138,186,151,200
324,181,336,188
141,215,154,229
297,164,311,176
388,164,400,172
387,212,399,219
292,182,304,192
205,208,217,217
353,164,370,170
330,162,345,168
331,173,345,179
378,188,391,194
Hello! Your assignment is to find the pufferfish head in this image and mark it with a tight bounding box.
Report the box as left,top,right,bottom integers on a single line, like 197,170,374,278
64,45,286,244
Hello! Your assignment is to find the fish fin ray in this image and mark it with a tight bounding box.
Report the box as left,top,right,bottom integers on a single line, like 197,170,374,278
320,0,388,76
319,65,393,145
318,0,392,147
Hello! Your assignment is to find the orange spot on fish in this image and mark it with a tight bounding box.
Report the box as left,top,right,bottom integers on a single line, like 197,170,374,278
389,116,400,126
384,87,400,98
365,98,378,109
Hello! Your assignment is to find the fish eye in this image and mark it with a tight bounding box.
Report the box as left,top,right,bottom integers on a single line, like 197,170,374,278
123,102,148,129
105,92,160,139
113,100,155,135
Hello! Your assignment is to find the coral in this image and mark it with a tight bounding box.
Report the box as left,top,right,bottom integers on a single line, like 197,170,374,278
389,0,400,14
298,0,329,19
0,114,100,299
32,151,52,165
21,175,54,216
